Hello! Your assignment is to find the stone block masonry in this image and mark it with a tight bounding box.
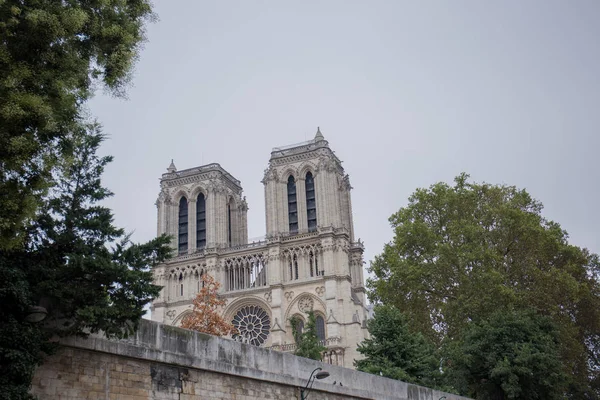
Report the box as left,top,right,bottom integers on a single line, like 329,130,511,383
31,319,471,400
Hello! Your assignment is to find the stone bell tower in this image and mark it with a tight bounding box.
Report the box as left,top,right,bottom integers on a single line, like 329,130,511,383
152,128,369,369
263,128,355,241
155,162,249,254
260,128,368,366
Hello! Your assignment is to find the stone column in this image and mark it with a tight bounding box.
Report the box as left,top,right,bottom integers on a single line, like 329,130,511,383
156,201,163,236
206,187,216,248
240,201,248,244
264,179,278,237
187,198,196,254
346,189,355,241
169,201,178,251
269,284,285,346
331,173,343,229
278,180,288,234
215,190,227,247
296,177,307,233
315,170,327,228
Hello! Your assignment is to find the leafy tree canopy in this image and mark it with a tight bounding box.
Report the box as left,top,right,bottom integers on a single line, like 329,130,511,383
290,310,326,361
355,305,441,389
0,0,155,249
181,274,237,337
444,309,568,400
368,173,600,397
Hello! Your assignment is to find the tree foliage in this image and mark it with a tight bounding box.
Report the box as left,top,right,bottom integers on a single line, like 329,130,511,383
0,127,171,399
290,310,326,361
0,2,158,397
445,309,568,400
368,173,600,398
0,0,155,249
355,305,441,388
181,274,237,337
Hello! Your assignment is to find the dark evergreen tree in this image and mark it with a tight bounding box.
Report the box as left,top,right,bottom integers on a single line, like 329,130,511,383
355,305,441,388
0,125,171,399
290,310,326,361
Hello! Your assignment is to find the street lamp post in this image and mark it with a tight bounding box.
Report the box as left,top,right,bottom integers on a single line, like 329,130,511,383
300,367,330,400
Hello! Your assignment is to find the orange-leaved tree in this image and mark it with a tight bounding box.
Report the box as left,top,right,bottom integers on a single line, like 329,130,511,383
181,274,237,336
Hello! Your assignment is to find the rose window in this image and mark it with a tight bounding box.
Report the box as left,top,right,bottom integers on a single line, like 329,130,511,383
298,296,314,312
232,305,271,346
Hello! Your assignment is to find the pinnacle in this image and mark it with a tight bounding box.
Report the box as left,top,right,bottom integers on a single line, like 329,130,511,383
167,159,177,173
314,127,324,141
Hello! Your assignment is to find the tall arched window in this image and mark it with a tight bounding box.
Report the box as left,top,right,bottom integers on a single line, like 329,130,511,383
306,172,317,232
196,193,206,250
287,176,298,233
297,319,305,334
294,319,305,343
178,197,188,254
316,315,326,341
227,198,234,246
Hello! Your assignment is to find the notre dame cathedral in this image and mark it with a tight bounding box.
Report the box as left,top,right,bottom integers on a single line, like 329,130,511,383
151,129,369,368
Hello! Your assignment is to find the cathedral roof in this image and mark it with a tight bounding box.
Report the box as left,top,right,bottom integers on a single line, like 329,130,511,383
269,127,333,162
161,162,242,191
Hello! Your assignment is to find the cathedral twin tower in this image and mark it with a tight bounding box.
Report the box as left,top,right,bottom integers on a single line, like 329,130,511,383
151,129,368,368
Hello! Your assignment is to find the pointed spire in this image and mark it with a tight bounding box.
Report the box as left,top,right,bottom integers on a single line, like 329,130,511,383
314,126,324,141
167,159,177,173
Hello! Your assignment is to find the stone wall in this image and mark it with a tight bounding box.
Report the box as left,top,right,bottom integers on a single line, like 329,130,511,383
32,319,471,400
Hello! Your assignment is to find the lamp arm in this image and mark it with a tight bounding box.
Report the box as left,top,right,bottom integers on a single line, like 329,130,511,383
301,368,322,400
303,367,321,390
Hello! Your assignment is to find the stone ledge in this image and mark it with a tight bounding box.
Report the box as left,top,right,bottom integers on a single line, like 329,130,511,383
59,319,470,400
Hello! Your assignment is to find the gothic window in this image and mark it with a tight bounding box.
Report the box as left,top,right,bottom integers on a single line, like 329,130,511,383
227,202,232,246
297,320,305,334
196,193,206,250
293,318,305,343
316,315,326,341
306,172,317,232
287,176,298,233
232,305,271,346
179,273,184,297
309,252,314,277
224,256,267,291
289,258,293,281
178,197,188,254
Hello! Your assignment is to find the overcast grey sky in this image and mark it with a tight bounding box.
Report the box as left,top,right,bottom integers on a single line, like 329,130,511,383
90,1,600,271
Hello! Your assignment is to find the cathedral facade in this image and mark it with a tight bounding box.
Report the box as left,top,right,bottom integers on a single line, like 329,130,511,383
151,129,369,368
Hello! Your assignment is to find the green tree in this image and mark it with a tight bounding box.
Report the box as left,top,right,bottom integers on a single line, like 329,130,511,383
368,173,600,398
290,311,326,361
445,309,568,400
0,0,155,249
355,305,441,388
0,2,158,397
0,126,171,399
